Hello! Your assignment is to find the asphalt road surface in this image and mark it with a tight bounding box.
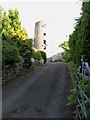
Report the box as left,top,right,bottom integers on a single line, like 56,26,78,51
2,62,73,118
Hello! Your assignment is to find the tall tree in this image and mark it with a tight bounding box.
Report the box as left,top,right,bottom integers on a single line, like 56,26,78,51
69,2,90,65
8,9,21,30
81,2,90,64
2,11,12,40
2,8,32,70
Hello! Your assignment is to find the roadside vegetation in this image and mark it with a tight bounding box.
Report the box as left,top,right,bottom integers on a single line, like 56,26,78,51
2,8,32,84
1,7,47,85
39,51,47,64
59,2,90,118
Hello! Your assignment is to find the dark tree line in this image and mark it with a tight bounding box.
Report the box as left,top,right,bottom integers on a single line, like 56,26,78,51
69,2,90,65
59,2,90,118
68,3,90,118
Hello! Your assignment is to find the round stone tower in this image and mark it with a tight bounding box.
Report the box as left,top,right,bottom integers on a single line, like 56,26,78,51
34,20,47,51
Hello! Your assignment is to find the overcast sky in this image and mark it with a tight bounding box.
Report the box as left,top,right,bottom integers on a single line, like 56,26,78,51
1,0,82,57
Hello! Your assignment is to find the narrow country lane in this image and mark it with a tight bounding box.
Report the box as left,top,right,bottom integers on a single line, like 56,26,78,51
2,62,73,118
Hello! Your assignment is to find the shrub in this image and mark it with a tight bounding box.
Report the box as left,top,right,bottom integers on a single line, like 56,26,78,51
18,39,32,68
32,51,42,61
2,40,23,69
39,51,47,63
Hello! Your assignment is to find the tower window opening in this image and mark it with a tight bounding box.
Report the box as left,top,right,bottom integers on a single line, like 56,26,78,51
44,33,46,36
43,40,46,45
44,46,46,50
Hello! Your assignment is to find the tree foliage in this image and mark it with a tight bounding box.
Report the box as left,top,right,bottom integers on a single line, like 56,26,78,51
69,2,90,65
59,41,70,51
32,51,42,61
39,51,47,63
2,41,23,68
68,2,90,118
59,41,71,62
2,8,33,73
